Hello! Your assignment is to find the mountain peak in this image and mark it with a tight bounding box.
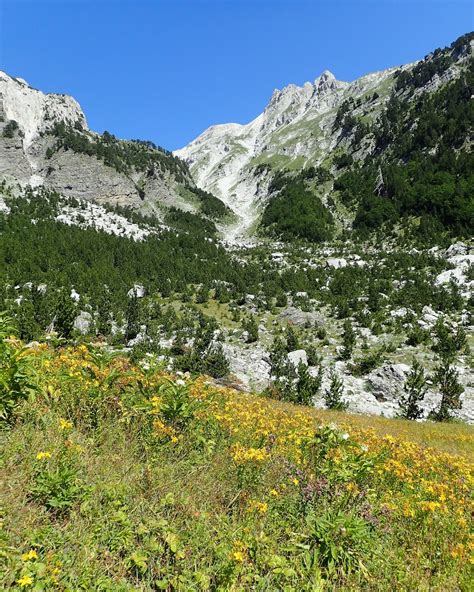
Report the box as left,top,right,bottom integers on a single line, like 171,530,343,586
319,69,336,81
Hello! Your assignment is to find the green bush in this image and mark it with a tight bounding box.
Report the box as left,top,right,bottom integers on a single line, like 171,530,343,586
0,314,36,423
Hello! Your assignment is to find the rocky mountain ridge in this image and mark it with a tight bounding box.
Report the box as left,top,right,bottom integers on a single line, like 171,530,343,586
0,71,221,221
176,34,473,240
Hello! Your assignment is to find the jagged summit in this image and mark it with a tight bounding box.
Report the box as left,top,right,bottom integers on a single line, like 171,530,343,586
174,64,389,240
175,30,474,244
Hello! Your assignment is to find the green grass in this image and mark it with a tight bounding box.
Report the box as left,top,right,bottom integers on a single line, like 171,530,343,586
1,341,473,591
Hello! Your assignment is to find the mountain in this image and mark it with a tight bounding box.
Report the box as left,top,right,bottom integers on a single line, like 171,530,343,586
176,33,474,241
0,71,231,222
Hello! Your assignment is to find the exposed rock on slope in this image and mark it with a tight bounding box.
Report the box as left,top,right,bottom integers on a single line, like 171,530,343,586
176,33,473,240
175,68,395,236
0,71,217,218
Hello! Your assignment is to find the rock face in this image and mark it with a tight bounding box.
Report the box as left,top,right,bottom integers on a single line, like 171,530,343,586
0,70,196,215
175,67,396,239
366,364,410,402
222,342,271,391
175,38,473,241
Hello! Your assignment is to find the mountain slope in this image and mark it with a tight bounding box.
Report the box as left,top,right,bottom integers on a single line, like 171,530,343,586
176,32,474,241
0,71,230,222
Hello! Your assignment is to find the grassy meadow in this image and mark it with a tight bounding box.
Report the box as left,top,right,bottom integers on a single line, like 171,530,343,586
1,333,473,591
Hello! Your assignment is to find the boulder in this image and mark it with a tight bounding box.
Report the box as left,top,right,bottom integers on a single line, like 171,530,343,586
127,284,145,298
279,306,324,327
74,310,92,335
287,349,308,368
326,258,347,269
421,305,439,327
446,242,468,257
366,363,410,402
222,343,271,391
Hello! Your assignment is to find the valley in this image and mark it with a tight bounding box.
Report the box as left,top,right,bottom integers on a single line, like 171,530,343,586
0,25,473,591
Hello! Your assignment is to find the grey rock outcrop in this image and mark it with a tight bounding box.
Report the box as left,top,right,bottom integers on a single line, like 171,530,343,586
366,363,410,402
0,70,197,216
279,306,324,327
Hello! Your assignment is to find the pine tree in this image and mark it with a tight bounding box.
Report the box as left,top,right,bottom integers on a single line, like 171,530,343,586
430,360,464,422
275,291,288,308
125,290,140,342
204,343,230,378
97,289,111,336
242,315,259,343
285,326,299,352
16,299,40,342
269,336,288,379
55,290,76,339
398,359,427,420
195,284,209,304
324,368,348,410
340,320,356,360
295,362,322,406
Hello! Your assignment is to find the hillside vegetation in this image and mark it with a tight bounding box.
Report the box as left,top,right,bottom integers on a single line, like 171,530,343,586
1,320,472,591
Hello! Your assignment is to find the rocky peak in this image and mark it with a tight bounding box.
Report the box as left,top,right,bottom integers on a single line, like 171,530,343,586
0,70,87,149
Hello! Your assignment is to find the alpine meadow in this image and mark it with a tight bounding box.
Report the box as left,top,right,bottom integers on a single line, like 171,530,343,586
0,4,473,590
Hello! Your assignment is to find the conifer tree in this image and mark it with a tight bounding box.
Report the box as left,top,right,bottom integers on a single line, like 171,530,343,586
55,290,76,339
340,320,356,360
204,343,230,378
97,288,112,336
324,368,348,410
16,299,40,342
430,359,464,421
125,290,140,342
295,362,322,406
285,325,299,351
242,315,259,343
398,359,427,420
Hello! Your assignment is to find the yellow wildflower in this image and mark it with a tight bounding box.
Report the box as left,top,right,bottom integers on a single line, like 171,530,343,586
231,443,269,464
419,500,441,513
36,451,51,460
17,575,33,587
59,418,73,430
232,550,245,562
21,550,38,561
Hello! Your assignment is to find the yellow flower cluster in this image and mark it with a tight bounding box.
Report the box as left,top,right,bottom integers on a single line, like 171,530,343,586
230,540,248,563
247,500,268,514
153,418,178,443
59,418,73,430
21,550,37,561
231,443,269,465
29,347,473,569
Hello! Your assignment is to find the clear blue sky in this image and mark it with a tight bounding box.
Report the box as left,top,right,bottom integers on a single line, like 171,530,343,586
0,0,472,150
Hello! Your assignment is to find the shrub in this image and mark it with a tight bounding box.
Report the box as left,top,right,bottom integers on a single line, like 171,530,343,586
0,314,36,423
2,119,19,138
305,510,372,574
352,349,385,376
340,320,356,361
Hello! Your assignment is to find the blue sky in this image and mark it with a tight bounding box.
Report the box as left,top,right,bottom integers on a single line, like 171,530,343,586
0,0,472,150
